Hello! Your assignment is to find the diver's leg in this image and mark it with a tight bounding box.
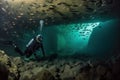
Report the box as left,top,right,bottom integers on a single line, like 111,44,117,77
24,50,31,61
12,44,24,56
1,40,23,56
24,48,35,61
24,49,32,58
2,40,14,45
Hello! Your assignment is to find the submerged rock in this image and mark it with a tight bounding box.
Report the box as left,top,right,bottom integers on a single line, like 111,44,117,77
20,65,55,80
75,64,92,80
0,50,120,80
0,62,9,80
19,70,33,80
12,57,24,68
48,65,57,77
31,68,55,80
61,64,75,80
0,50,19,80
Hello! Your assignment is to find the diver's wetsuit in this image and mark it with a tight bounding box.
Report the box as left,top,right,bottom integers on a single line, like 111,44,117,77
13,34,45,60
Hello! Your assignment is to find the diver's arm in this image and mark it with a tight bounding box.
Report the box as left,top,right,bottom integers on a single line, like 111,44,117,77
41,43,45,57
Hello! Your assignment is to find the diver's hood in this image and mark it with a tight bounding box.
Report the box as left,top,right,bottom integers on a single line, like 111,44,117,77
36,34,42,43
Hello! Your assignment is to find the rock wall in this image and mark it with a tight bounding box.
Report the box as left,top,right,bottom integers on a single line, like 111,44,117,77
0,0,118,26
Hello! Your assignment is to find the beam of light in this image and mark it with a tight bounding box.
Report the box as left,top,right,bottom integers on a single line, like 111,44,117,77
78,22,100,47
56,22,100,53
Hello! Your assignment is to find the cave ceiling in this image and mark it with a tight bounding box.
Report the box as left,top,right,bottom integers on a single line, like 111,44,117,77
0,0,119,27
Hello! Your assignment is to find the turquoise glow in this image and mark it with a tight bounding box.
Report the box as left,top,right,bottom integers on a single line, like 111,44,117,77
56,22,100,54
23,22,100,55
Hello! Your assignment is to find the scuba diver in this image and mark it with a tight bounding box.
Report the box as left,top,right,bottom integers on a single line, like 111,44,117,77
13,34,45,61
13,20,46,61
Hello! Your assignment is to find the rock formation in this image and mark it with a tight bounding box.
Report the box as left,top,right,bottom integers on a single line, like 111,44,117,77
0,50,19,80
0,0,119,26
0,50,120,80
0,62,9,80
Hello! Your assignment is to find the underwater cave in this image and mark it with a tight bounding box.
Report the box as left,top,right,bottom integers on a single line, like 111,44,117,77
0,0,120,80
0,0,119,58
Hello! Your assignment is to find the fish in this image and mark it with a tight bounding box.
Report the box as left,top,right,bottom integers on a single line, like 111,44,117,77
20,13,24,16
1,7,7,12
14,18,17,20
29,18,33,21
30,13,34,16
17,16,21,18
